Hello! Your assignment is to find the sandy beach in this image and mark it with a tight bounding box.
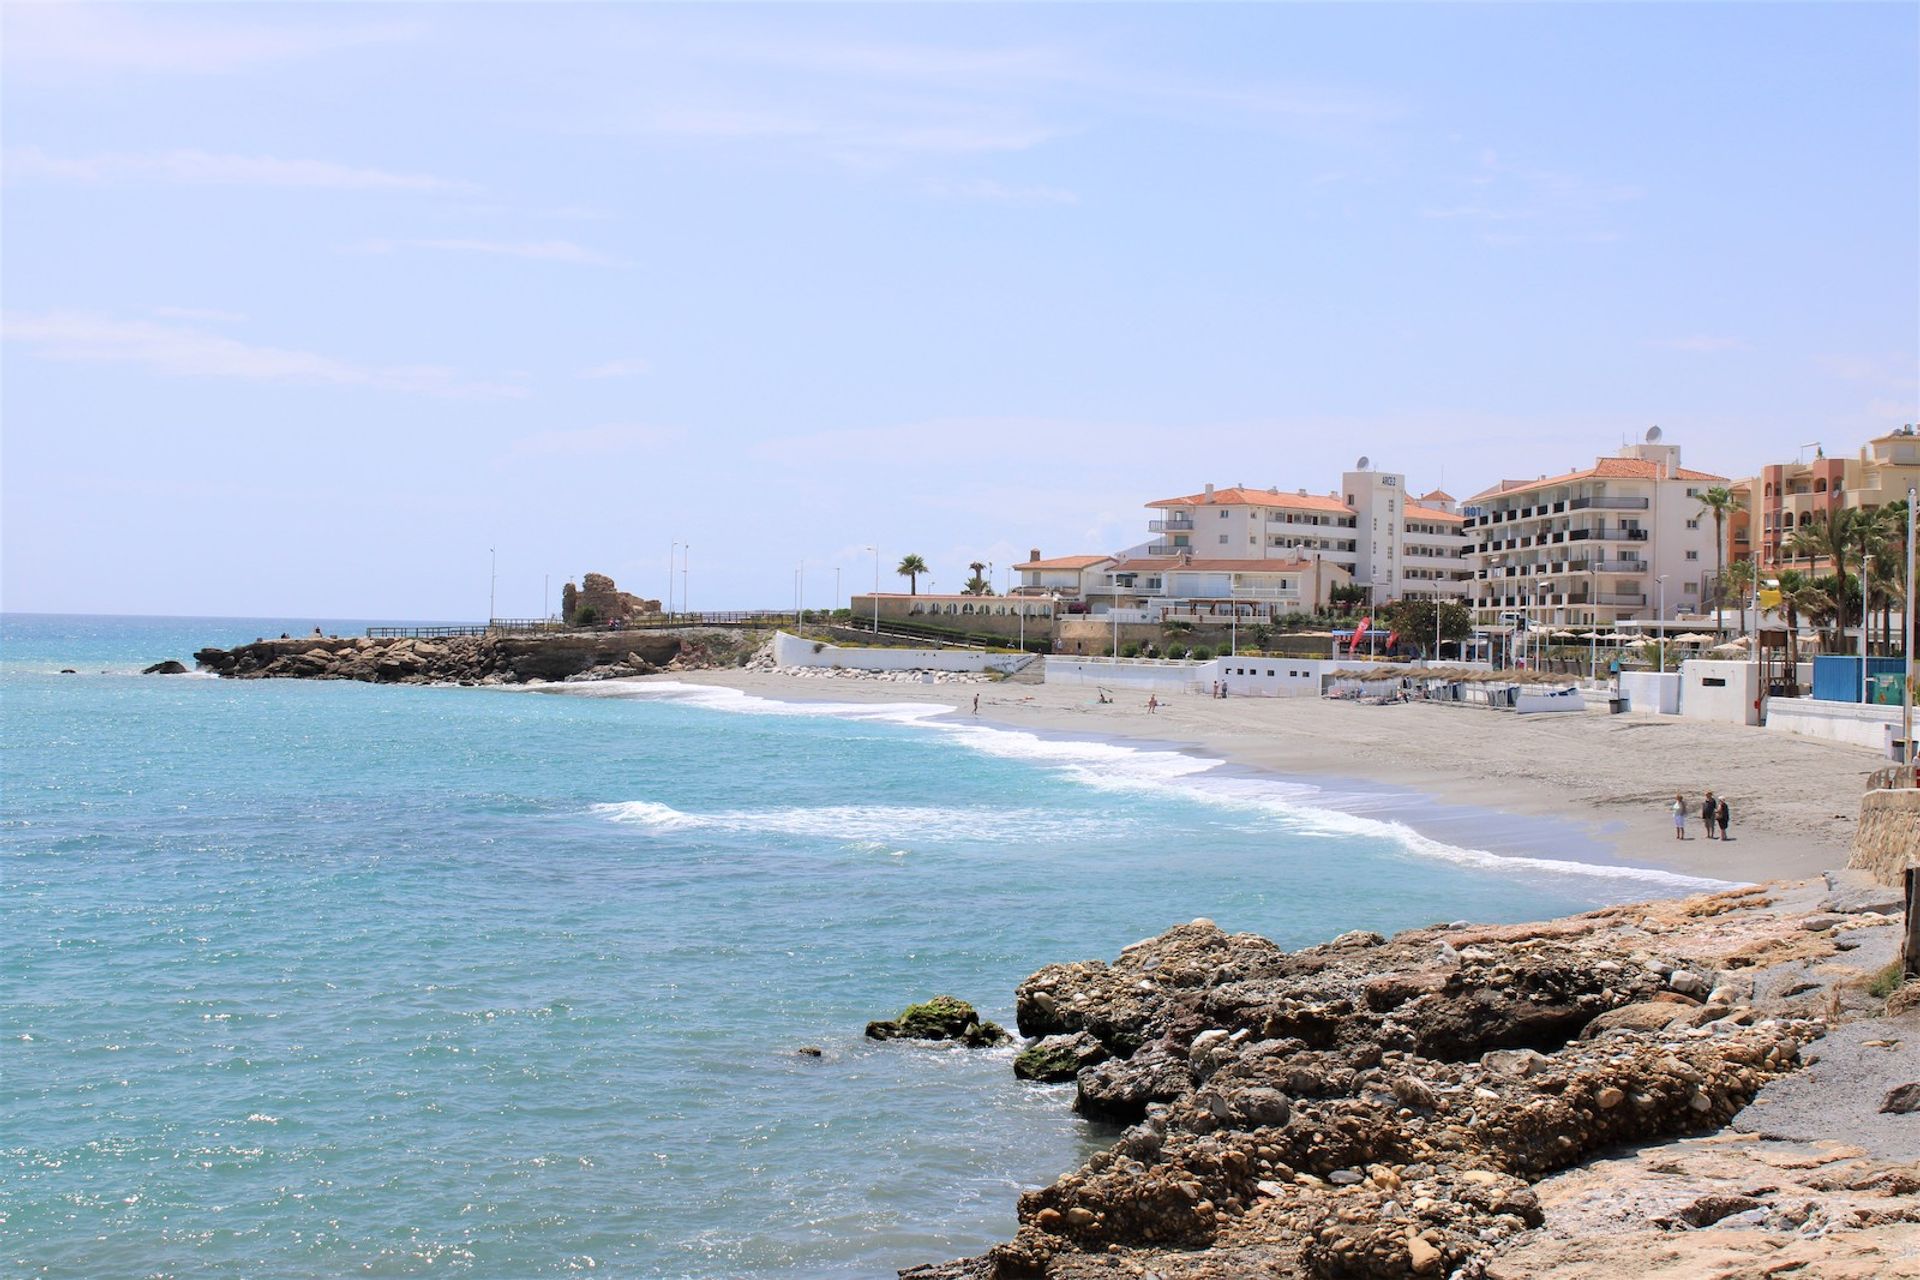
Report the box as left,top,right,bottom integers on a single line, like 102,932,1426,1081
665,669,1880,884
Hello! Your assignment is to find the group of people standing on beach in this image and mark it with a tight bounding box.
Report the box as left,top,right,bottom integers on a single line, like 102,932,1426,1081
1672,791,1731,840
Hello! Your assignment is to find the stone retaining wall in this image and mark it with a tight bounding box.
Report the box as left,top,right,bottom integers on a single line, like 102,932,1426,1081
1848,787,1920,887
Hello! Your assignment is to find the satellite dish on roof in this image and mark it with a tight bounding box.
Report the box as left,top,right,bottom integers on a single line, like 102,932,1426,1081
1645,425,1663,443
1356,455,1370,470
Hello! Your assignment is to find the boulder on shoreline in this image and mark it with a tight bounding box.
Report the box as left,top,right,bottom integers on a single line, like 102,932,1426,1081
903,888,1899,1280
867,996,1012,1048
191,628,764,685
142,659,188,675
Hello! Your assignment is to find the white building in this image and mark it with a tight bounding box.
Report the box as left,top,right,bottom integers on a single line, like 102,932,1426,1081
1462,435,1728,631
1141,475,1468,604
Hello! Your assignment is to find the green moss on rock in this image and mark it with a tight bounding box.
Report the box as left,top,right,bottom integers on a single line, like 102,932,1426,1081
866,995,1011,1047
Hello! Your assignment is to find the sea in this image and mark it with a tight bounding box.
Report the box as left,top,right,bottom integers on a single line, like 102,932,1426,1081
0,614,1726,1278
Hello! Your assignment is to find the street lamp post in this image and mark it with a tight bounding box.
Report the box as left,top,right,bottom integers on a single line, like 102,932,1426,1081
682,546,690,620
1861,549,1872,705
865,545,880,634
1657,576,1669,673
668,541,679,620
489,546,496,628
1905,485,1916,763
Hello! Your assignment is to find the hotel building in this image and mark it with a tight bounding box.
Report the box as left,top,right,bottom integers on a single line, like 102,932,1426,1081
1462,435,1726,630
1131,468,1470,604
1729,426,1920,573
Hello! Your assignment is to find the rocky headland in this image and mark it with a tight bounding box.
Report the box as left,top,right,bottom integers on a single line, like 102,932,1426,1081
190,627,765,685
905,874,1920,1279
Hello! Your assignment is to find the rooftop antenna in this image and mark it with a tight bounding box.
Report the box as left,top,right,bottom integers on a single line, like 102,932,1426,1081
1356,455,1370,471
1645,425,1662,443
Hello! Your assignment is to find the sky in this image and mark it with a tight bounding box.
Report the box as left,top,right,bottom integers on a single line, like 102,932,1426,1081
3,2,1916,619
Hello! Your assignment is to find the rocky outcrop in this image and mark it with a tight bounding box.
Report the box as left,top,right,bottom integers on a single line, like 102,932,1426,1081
561,572,660,627
868,997,1012,1048
908,885,1911,1280
142,660,188,675
192,628,764,685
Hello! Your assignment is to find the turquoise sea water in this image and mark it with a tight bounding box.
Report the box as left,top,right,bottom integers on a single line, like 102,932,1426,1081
1,615,1719,1278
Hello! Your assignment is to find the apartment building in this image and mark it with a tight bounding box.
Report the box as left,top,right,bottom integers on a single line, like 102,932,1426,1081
1140,471,1469,604
1462,434,1726,631
1729,425,1920,572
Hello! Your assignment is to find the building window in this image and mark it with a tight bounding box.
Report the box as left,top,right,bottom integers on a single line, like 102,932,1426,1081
1220,510,1229,518
1686,518,1699,529
1219,534,1230,545
1686,550,1699,560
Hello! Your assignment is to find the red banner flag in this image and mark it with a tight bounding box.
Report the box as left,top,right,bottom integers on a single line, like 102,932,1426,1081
1349,616,1370,653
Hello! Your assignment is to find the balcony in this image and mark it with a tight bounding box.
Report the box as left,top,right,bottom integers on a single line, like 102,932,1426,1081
1147,517,1193,533
1591,560,1646,573
1146,542,1186,556
1568,496,1650,511
1594,592,1647,605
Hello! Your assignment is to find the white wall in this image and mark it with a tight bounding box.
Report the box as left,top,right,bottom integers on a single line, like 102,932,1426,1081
1680,659,1762,726
1516,687,1586,714
1215,656,1336,698
771,631,1032,675
1618,670,1681,715
1045,656,1217,693
1764,698,1900,752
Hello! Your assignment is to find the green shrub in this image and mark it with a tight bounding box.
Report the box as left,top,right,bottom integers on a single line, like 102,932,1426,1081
1868,960,1906,998
1191,645,1214,661
572,604,600,626
1120,642,1141,658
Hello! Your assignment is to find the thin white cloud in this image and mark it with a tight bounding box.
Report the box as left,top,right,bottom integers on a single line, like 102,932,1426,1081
1422,146,1643,245
507,424,683,458
581,358,651,379
922,177,1078,206
1658,335,1747,353
2,311,523,399
350,238,628,266
6,146,471,192
149,305,248,325
2,4,422,76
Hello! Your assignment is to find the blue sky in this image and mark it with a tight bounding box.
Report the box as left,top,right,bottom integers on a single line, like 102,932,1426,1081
3,2,1915,618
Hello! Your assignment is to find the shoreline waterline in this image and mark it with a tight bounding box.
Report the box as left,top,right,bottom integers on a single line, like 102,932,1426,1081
537,676,1739,895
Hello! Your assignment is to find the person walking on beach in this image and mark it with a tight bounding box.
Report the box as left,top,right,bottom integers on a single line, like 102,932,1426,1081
1717,795,1731,841
1147,694,1159,714
1702,790,1718,840
971,693,979,715
1672,794,1687,840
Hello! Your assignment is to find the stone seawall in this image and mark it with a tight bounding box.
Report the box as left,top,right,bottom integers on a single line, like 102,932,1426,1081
1849,786,1920,888
192,628,765,685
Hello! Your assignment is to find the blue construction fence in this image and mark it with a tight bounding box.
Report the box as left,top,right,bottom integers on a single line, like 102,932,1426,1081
1809,654,1908,704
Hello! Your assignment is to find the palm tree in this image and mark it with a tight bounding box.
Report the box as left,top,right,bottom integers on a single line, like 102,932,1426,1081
1696,486,1745,636
895,554,929,595
962,561,992,596
1787,507,1856,647
1723,558,1758,632
1776,568,1831,676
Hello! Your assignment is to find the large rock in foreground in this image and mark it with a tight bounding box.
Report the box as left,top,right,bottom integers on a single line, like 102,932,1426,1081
914,896,1842,1279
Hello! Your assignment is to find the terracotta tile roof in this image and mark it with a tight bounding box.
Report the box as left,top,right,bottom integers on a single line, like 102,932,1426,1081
1403,504,1464,524
1019,555,1111,570
1420,489,1455,502
1468,457,1729,502
1147,486,1354,515
1109,556,1335,574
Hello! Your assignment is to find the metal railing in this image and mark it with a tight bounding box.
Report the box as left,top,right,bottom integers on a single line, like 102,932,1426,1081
1868,764,1919,791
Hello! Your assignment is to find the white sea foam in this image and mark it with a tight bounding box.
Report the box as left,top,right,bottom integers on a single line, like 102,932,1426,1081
575,680,1733,892
593,800,1101,845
